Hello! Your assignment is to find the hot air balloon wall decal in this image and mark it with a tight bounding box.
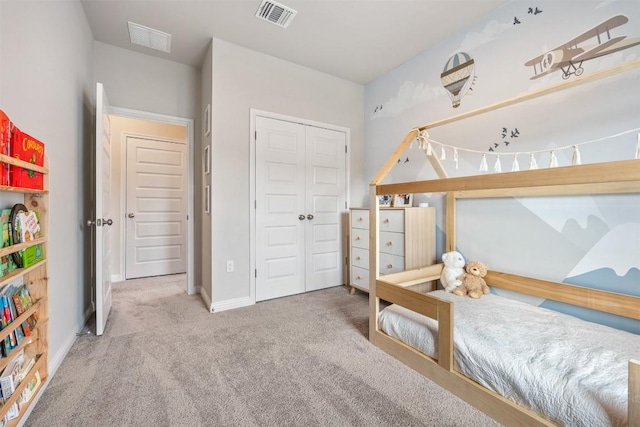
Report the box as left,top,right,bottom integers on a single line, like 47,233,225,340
441,52,476,108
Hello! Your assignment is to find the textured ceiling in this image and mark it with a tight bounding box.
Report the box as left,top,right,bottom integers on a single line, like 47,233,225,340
81,0,506,85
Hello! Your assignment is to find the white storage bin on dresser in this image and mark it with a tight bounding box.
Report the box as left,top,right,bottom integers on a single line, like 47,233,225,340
348,207,435,294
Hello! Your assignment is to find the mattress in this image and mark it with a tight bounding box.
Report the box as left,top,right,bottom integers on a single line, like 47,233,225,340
378,290,640,426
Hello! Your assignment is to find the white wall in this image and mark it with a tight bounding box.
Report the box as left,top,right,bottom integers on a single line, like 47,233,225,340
200,42,213,307
93,42,203,289
209,38,365,304
0,1,94,369
94,42,200,120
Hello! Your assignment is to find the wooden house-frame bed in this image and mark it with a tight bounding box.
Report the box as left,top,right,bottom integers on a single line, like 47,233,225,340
367,59,640,426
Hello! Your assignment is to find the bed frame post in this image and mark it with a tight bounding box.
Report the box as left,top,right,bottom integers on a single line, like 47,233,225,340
369,184,380,343
631,359,640,427
445,192,456,252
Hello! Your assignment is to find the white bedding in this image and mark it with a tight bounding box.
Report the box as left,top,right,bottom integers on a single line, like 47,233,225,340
379,290,640,426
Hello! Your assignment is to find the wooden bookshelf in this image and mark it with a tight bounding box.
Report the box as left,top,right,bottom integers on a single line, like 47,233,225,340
0,157,49,425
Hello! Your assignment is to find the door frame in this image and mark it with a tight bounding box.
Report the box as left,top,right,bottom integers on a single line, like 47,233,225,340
249,109,351,304
110,107,195,295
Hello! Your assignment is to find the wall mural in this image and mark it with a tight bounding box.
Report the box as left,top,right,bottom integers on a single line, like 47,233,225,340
440,52,476,108
525,15,640,80
364,0,640,333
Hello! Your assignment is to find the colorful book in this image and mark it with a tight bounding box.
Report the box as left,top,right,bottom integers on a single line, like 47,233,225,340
9,128,44,190
11,294,23,317
18,286,33,310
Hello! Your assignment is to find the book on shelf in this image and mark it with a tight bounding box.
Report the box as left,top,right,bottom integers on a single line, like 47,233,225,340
0,110,12,186
9,128,44,191
0,209,16,279
0,285,36,357
0,349,23,421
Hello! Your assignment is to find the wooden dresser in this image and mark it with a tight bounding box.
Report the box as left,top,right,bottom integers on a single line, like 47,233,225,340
349,207,436,294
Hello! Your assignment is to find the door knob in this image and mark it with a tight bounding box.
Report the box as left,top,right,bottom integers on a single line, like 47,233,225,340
298,214,306,220
104,219,113,226
128,213,135,218
307,214,314,220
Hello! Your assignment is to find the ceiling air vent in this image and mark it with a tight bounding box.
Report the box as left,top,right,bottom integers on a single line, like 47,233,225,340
128,21,172,53
255,0,297,29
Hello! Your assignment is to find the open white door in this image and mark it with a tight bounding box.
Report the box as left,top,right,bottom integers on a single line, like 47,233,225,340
94,82,113,336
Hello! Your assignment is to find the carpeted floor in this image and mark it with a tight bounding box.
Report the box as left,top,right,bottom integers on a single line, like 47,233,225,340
25,275,499,426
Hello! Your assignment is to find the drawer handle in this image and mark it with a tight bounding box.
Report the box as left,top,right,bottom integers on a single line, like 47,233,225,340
386,241,393,246
356,276,361,280
356,256,361,260
384,219,390,223
387,264,393,269
355,237,360,240
358,217,363,221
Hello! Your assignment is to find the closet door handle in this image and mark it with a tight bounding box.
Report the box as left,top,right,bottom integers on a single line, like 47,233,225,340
307,214,314,220
127,213,135,218
298,215,306,221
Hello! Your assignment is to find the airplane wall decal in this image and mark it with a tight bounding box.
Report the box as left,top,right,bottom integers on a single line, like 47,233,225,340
524,15,640,80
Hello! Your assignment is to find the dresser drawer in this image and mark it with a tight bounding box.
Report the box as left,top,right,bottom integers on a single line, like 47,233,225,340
351,227,369,250
379,231,404,257
351,210,369,230
379,253,404,275
351,247,369,270
351,266,370,291
379,210,404,233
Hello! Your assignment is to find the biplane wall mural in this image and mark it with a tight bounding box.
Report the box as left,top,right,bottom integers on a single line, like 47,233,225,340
525,14,640,80
364,0,640,333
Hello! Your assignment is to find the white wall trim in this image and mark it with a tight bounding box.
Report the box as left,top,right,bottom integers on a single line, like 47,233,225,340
249,109,351,305
109,107,196,295
211,296,253,313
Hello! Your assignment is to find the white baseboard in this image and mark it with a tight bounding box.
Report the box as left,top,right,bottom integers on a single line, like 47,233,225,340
211,296,254,313
111,273,123,283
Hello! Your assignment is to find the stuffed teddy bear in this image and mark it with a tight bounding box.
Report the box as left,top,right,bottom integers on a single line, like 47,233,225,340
440,251,466,292
454,260,489,299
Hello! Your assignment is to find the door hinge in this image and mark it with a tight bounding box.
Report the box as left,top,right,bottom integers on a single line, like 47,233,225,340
345,145,347,153
254,200,257,209
255,130,257,141
345,201,347,209
255,269,257,278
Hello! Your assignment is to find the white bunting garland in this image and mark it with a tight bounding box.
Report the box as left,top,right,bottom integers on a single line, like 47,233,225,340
409,127,639,172
479,154,488,171
493,155,502,173
511,154,520,172
572,145,582,165
453,148,459,170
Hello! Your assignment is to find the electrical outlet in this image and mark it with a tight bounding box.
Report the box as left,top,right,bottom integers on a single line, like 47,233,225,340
226,260,234,273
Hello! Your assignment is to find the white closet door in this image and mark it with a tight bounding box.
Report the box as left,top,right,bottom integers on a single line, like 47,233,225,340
305,126,346,292
255,117,306,301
